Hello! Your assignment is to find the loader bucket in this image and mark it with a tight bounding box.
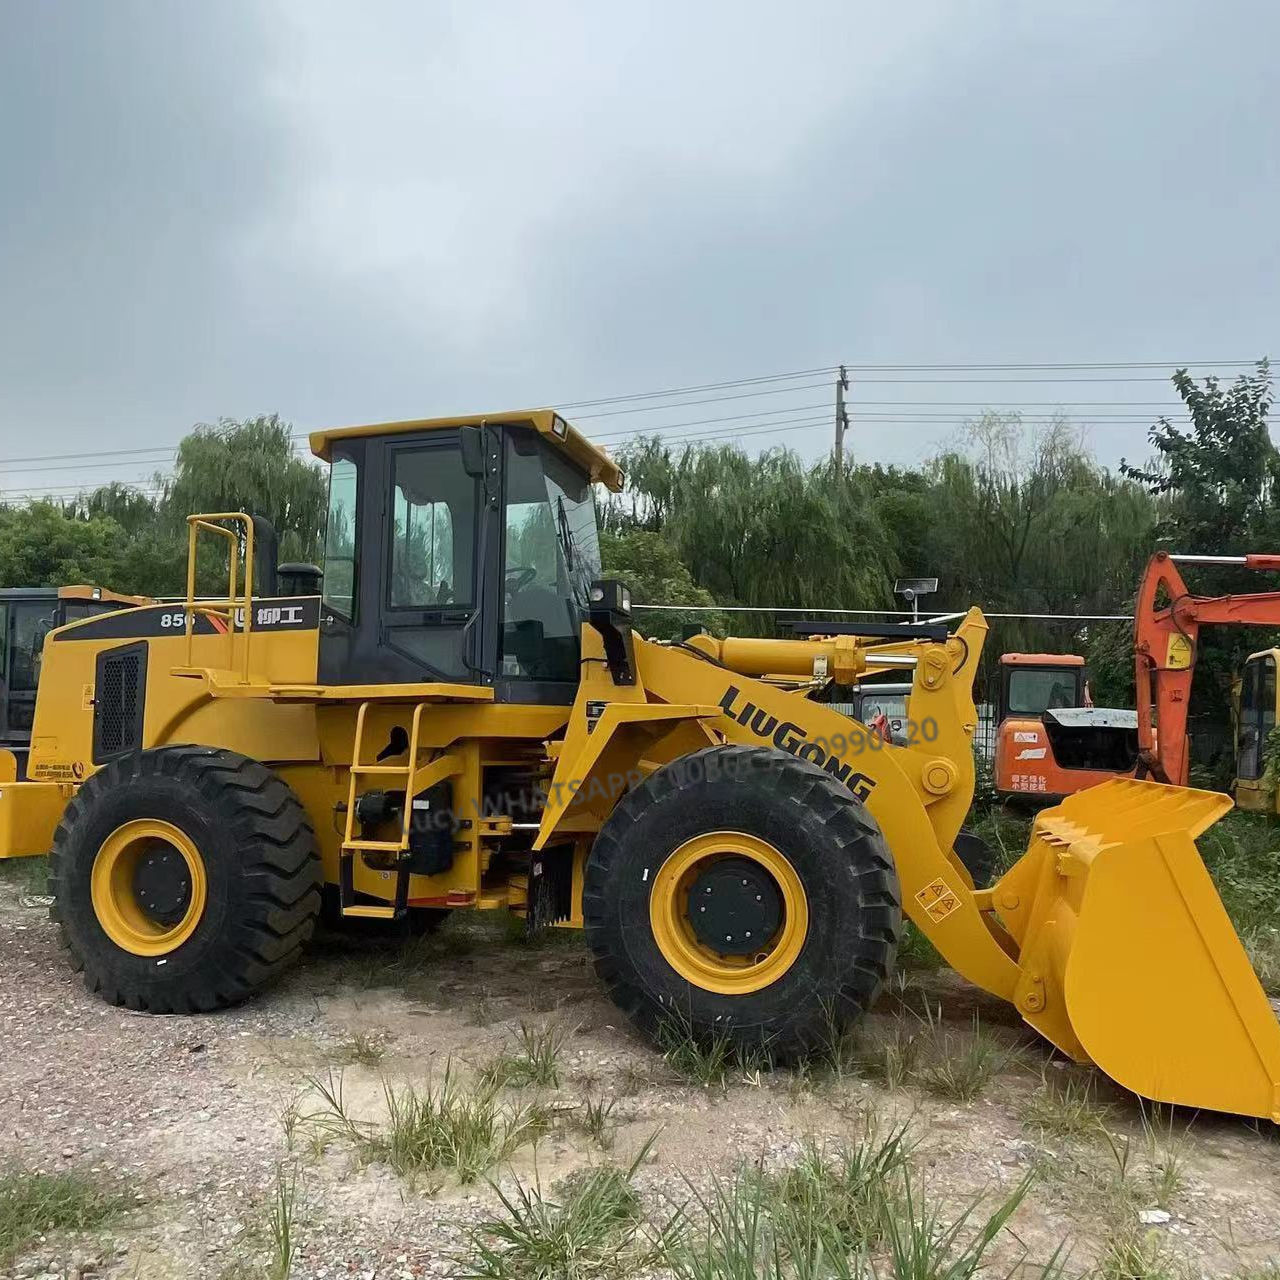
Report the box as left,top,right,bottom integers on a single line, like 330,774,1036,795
995,778,1280,1122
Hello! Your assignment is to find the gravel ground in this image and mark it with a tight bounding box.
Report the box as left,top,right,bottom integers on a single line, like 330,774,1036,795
1,874,1278,1279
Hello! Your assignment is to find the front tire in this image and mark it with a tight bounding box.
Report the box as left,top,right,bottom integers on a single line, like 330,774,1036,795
49,747,321,1012
583,744,901,1059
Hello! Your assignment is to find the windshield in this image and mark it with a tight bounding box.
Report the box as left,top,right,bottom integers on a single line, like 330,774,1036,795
502,430,602,682
1006,667,1081,716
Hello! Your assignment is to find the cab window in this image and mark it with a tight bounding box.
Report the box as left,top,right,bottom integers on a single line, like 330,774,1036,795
388,446,477,609
322,453,359,619
501,431,601,683
1006,667,1080,716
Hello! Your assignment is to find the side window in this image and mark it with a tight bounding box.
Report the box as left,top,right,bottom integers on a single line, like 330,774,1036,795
8,605,48,692
389,447,477,609
0,603,7,679
323,455,359,619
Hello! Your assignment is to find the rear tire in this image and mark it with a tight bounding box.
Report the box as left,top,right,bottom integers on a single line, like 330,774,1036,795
49,747,321,1012
583,744,901,1060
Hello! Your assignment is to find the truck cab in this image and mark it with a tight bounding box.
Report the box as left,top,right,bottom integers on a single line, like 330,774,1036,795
993,652,1139,802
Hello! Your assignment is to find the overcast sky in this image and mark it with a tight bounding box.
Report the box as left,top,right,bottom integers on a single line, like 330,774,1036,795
1,1,1276,499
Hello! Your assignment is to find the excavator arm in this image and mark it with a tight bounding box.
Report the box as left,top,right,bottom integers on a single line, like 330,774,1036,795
1134,551,1280,784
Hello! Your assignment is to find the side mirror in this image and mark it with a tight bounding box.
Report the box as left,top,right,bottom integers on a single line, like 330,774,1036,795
460,425,485,478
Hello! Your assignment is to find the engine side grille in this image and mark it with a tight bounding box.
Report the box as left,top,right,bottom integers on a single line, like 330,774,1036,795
93,643,148,763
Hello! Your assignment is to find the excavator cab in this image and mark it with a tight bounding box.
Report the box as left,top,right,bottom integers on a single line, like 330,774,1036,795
1234,648,1280,813
993,653,1138,802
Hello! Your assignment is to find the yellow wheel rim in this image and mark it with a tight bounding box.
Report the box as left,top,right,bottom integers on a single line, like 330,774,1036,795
649,831,809,995
90,819,208,957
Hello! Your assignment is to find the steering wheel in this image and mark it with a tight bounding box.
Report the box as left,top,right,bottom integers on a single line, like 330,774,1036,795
505,565,538,594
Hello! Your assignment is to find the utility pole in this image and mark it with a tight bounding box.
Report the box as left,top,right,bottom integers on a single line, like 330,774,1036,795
834,364,849,474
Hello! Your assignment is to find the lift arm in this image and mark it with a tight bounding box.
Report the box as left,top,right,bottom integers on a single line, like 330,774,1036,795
1135,551,1280,784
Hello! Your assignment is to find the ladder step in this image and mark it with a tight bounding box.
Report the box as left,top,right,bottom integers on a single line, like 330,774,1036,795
343,839,408,853
350,764,412,777
341,904,400,920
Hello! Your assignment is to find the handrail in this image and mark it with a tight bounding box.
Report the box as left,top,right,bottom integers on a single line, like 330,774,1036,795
184,512,256,683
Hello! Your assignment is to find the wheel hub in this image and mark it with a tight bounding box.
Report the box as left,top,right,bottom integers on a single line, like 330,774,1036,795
687,854,782,956
131,844,194,928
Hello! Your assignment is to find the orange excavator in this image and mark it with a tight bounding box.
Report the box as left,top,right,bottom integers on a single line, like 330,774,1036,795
995,551,1280,803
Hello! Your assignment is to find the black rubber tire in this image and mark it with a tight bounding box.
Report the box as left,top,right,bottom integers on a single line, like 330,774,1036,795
583,744,901,1059
48,746,321,1012
954,829,997,888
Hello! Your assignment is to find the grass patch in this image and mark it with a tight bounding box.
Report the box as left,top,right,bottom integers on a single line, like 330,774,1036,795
911,1010,1012,1103
878,1165,1040,1280
657,1012,768,1088
664,1145,1055,1280
334,1031,387,1067
965,807,1032,879
481,1021,572,1090
849,1016,924,1090
1022,1069,1113,1140
267,1162,300,1280
1096,1222,1181,1280
0,1167,131,1265
0,854,48,898
308,1065,549,1185
756,1121,912,1255
578,1094,618,1150
464,1150,657,1280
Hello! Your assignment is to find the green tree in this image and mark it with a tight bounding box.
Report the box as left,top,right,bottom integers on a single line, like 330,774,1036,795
159,415,326,563
1121,360,1274,551
600,528,726,640
0,502,123,588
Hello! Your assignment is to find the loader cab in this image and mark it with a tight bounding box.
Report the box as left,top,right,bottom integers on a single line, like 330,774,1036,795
311,410,623,704
0,586,146,776
1234,648,1279,813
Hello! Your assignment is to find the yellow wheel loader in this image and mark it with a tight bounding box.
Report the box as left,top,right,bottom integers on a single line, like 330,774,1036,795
0,410,1277,1123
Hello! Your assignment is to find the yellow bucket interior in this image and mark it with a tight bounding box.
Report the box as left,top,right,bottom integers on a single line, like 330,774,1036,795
994,778,1280,1123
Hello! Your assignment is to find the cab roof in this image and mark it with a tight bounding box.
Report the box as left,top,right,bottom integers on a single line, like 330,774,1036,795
1001,653,1085,667
308,409,624,492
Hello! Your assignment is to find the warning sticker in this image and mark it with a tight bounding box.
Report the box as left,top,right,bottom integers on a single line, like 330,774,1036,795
915,878,960,923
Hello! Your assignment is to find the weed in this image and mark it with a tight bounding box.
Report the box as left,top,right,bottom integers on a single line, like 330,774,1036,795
1022,1069,1112,1140
877,1165,1033,1280
663,1169,788,1280
617,1062,653,1097
1243,925,1280,996
758,1121,912,1254
1097,1222,1181,1280
912,1009,1010,1102
279,1095,303,1152
851,1016,923,1090
267,1162,300,1280
482,1021,571,1090
463,1148,657,1280
307,1065,548,1185
335,1030,387,1067
0,1167,131,1265
657,1012,767,1087
579,1094,618,1150
1140,1109,1190,1211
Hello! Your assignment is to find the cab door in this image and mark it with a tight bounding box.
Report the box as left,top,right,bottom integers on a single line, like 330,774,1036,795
1237,653,1276,782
